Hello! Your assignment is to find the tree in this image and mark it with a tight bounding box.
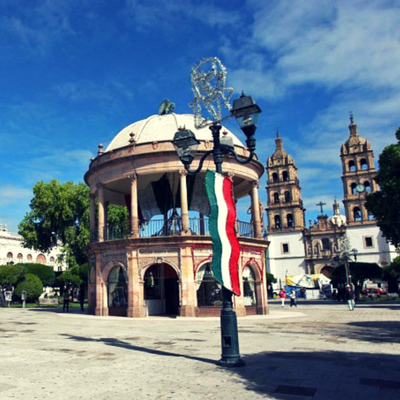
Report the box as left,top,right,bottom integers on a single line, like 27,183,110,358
365,127,400,248
14,273,43,302
0,264,24,288
383,256,400,293
266,272,277,284
18,180,90,267
18,180,130,268
331,262,382,299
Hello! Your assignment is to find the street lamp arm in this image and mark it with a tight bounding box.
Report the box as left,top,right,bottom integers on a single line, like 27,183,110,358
183,150,214,175
226,148,256,165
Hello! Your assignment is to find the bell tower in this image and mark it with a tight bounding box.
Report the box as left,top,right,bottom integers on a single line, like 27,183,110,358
340,116,378,225
266,133,305,231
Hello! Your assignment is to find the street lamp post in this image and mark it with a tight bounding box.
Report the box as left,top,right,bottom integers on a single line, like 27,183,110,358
173,58,262,367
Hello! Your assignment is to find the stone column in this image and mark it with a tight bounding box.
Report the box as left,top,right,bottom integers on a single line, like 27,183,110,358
95,253,103,316
251,181,262,238
89,193,95,241
130,173,139,238
179,170,190,235
179,245,196,316
97,184,105,242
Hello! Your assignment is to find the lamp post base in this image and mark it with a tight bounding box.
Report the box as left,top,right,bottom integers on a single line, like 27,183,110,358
217,288,245,368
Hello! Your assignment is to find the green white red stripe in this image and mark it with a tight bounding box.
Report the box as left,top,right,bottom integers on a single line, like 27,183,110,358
205,170,241,296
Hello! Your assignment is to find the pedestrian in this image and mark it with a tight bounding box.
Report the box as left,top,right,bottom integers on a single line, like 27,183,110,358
62,289,70,312
78,288,85,312
290,289,297,307
279,289,286,307
346,285,355,311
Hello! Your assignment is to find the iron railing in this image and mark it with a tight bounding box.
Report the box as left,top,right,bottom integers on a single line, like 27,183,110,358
91,217,257,242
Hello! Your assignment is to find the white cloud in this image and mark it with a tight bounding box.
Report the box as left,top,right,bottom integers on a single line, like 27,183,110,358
0,185,31,207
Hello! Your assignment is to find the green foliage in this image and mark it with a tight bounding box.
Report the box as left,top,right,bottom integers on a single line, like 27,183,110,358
0,264,24,287
57,267,83,288
14,273,43,302
18,180,90,267
107,205,130,229
383,256,400,292
365,127,400,247
331,262,382,298
266,272,277,284
22,264,55,287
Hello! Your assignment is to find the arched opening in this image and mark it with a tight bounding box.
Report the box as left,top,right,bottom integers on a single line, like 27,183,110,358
196,263,223,308
273,192,279,204
108,265,128,317
348,160,356,172
243,266,257,307
360,158,368,170
364,181,371,192
284,191,290,203
36,254,46,264
287,213,294,228
27,254,32,261
320,266,333,279
274,215,281,229
353,207,362,222
17,253,23,260
7,252,13,259
282,171,289,181
144,263,179,316
321,238,330,251
367,208,374,221
351,182,357,195
272,172,278,183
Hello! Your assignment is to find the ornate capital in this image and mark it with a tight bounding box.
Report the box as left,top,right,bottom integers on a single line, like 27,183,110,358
226,171,235,178
179,169,188,177
129,172,138,182
251,180,259,189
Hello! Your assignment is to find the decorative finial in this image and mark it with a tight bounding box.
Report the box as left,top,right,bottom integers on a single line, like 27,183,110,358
129,132,136,144
276,128,280,138
97,143,103,155
158,99,175,115
349,111,354,125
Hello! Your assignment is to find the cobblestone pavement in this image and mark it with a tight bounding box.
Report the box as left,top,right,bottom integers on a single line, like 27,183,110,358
1,300,399,400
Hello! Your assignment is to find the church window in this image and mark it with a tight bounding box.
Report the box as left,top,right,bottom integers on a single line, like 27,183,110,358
196,263,223,307
282,171,289,181
353,207,362,222
284,191,290,203
364,236,373,248
321,238,330,250
273,193,279,204
272,173,278,183
367,208,374,220
351,182,357,195
348,160,356,172
274,215,281,229
281,243,289,253
360,158,368,170
287,214,294,228
364,181,371,192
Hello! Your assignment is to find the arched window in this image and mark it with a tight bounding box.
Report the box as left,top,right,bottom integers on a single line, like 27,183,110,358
7,252,13,259
274,215,281,229
351,182,357,195
348,160,356,172
50,256,55,262
196,263,222,307
108,265,128,308
17,253,23,260
360,158,368,170
287,214,294,228
36,254,46,264
273,193,279,204
282,171,289,181
284,191,290,203
364,181,371,192
243,266,257,306
27,254,32,261
272,173,278,183
367,208,374,221
353,207,362,222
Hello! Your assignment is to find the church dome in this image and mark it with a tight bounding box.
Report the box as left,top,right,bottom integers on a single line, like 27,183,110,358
341,116,372,155
106,113,244,152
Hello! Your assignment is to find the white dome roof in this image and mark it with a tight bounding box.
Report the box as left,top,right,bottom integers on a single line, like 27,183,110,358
106,113,244,152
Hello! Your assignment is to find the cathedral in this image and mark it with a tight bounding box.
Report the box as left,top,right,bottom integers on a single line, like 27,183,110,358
265,116,398,289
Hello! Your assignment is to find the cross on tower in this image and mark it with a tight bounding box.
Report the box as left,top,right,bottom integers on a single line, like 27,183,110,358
316,201,326,214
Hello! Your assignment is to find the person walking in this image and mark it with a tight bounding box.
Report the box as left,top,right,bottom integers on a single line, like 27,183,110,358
279,289,286,307
346,285,355,311
62,289,70,312
290,290,297,307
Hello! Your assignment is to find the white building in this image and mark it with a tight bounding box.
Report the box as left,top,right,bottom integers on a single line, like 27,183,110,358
0,223,66,271
266,118,398,288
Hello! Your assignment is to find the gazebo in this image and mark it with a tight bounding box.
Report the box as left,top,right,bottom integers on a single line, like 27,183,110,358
84,112,269,317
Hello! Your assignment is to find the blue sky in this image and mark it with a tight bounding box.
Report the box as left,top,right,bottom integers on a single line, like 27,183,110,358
1,0,400,232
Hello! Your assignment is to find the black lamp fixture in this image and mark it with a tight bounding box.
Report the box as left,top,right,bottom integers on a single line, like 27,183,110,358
173,127,200,170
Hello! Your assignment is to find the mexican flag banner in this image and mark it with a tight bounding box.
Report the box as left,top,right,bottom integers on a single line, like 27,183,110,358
205,170,241,296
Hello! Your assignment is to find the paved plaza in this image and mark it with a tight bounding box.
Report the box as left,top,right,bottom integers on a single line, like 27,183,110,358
1,300,400,400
